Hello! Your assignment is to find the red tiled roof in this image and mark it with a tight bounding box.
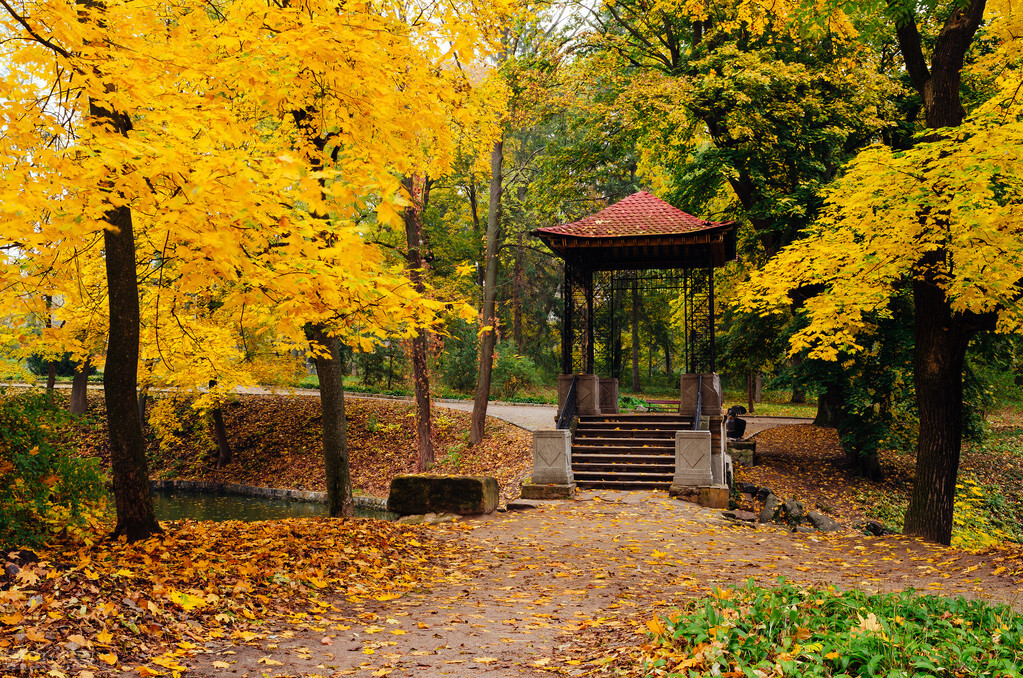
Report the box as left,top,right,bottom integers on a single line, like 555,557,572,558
536,191,724,238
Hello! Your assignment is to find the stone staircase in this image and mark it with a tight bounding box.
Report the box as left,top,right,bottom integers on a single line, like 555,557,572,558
571,413,695,490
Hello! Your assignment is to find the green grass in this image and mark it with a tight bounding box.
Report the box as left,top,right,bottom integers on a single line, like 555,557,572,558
643,580,1023,677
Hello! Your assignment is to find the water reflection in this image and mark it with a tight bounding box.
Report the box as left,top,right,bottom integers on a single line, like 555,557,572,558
151,489,395,522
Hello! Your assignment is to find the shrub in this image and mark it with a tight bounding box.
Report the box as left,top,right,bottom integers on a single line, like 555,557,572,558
438,319,479,393
0,390,105,549
491,345,540,399
642,580,1023,677
26,353,97,379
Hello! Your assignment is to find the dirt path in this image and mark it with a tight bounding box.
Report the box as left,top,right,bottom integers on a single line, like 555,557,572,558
185,490,1022,677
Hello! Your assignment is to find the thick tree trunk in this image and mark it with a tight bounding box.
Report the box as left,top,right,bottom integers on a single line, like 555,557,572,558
894,0,986,544
69,358,90,416
746,372,755,415
103,205,161,541
469,139,503,446
86,84,159,540
814,382,843,428
631,280,640,391
311,325,353,517
903,260,970,544
402,175,434,469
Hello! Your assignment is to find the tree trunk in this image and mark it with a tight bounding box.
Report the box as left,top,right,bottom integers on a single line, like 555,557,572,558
903,259,970,543
402,175,434,469
70,357,90,416
42,295,57,395
310,325,353,517
103,201,161,541
212,406,232,468
814,382,843,428
790,357,806,404
469,139,503,446
894,0,986,544
631,280,640,391
746,372,755,415
513,230,524,353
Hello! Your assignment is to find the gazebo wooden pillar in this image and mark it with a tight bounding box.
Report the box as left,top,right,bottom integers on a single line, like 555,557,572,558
534,191,737,404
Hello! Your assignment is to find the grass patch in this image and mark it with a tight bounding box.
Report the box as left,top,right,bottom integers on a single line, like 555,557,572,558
642,580,1023,677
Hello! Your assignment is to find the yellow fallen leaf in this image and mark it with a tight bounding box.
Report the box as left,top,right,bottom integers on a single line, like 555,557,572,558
257,657,283,666
211,661,230,669
96,631,113,644
135,667,164,677
98,654,118,666
0,612,23,625
25,628,47,643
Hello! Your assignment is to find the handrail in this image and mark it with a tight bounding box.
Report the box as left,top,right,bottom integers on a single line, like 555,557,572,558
557,375,578,430
693,373,703,431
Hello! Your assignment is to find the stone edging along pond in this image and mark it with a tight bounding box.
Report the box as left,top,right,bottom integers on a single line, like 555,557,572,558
149,479,390,512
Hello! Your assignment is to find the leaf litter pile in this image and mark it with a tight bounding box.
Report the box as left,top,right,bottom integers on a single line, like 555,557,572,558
1,518,464,677
72,393,533,504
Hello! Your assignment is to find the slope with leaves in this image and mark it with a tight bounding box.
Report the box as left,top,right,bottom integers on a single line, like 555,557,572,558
0,517,461,677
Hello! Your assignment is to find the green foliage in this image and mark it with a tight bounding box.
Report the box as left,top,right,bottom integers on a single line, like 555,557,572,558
491,345,541,399
25,353,97,379
0,390,105,549
619,394,647,411
438,319,479,393
643,580,1023,677
856,475,1022,547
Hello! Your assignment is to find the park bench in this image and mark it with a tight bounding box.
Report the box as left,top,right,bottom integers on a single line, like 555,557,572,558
645,399,680,412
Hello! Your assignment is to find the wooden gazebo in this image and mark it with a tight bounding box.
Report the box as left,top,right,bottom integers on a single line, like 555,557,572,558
534,191,737,383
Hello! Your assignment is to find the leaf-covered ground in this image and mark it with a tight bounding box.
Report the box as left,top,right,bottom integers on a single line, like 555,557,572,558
70,393,533,504
8,393,1023,677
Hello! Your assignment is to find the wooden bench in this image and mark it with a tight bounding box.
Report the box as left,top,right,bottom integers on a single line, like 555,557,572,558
645,399,680,412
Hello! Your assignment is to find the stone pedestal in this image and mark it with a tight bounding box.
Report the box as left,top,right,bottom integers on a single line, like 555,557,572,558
532,430,573,485
599,378,619,414
679,373,723,417
670,430,713,491
557,374,601,416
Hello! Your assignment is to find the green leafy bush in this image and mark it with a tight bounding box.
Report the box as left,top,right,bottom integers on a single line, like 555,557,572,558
0,390,105,549
643,580,1023,677
26,353,97,379
491,345,540,399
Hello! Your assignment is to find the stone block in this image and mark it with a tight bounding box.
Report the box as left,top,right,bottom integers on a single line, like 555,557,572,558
532,430,573,485
575,374,602,415
679,373,723,417
672,430,713,487
699,486,730,509
520,483,576,499
728,440,756,467
599,378,619,414
387,475,499,516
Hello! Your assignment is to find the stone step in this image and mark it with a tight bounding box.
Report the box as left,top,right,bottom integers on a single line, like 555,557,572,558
573,462,675,474
572,449,674,460
573,470,675,481
573,453,674,465
573,478,673,490
572,437,674,448
573,427,686,437
578,415,694,425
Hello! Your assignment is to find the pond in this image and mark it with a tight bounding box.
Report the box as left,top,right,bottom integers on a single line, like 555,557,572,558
151,489,396,522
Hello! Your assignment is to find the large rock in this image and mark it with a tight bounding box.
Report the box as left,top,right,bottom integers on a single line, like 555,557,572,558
807,511,842,532
388,475,499,516
758,494,781,524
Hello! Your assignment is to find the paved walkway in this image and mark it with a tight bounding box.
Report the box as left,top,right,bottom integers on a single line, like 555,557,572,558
8,382,810,435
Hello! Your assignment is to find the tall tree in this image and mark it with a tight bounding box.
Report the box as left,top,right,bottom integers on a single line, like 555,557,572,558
747,1,1023,544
